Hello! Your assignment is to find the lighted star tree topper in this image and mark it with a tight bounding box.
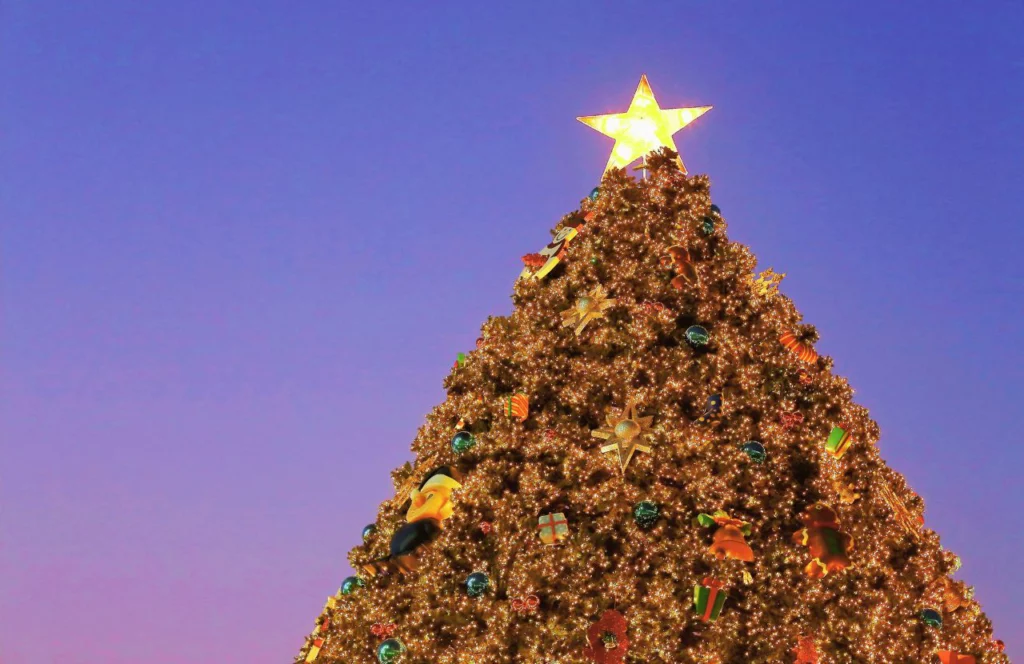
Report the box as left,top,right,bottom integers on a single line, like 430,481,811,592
578,74,711,174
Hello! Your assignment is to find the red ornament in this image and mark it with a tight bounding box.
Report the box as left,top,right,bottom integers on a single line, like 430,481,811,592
640,301,666,314
479,521,493,535
584,609,629,664
937,652,976,664
780,411,804,430
544,429,557,441
370,622,397,639
318,617,330,633
995,640,1005,653
510,595,540,613
792,635,818,664
522,253,546,268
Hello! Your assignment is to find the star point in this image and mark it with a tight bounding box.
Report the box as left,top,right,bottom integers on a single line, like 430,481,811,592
578,75,711,174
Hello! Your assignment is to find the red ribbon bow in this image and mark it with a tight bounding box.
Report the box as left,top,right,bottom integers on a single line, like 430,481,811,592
544,429,557,441
640,301,666,313
511,595,540,613
701,576,724,591
370,623,396,638
780,411,804,429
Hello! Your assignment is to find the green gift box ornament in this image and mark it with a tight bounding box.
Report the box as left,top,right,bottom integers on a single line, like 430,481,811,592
693,576,728,622
825,425,852,459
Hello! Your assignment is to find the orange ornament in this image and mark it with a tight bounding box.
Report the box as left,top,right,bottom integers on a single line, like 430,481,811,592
937,652,975,664
780,331,818,364
506,393,529,422
701,511,755,562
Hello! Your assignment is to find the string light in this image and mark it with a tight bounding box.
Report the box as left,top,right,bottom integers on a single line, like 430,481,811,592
297,153,1007,664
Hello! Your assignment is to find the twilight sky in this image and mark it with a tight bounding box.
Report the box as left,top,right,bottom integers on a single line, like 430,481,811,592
1,2,1022,662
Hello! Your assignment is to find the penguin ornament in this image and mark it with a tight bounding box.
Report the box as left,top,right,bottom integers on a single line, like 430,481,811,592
363,466,463,577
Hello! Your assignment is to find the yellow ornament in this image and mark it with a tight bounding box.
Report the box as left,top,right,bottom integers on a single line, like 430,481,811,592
578,74,711,174
591,399,655,472
878,482,922,540
749,267,786,297
561,285,616,336
833,480,861,505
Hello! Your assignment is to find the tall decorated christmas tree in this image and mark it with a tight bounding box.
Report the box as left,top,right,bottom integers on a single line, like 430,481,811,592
295,76,1009,664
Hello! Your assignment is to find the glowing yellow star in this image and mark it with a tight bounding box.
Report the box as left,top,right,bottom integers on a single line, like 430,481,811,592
591,399,655,472
578,75,711,174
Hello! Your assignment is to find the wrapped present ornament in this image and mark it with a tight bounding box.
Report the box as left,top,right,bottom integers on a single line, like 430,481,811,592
506,393,529,422
698,510,755,562
937,652,975,664
825,425,853,459
537,512,569,545
305,638,324,663
693,577,728,622
792,503,853,578
780,331,818,364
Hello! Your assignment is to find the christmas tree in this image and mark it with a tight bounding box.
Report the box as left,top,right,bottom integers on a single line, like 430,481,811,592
295,77,1008,664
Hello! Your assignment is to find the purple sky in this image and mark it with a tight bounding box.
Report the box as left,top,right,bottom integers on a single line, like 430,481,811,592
2,2,1022,662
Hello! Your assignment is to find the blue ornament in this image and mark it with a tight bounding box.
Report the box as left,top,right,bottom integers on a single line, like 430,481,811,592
376,638,406,664
921,608,942,628
633,500,660,529
741,441,767,463
362,524,377,542
451,430,476,455
685,325,710,347
700,216,715,235
341,575,364,595
709,204,721,215
466,571,490,598
588,187,600,201
696,393,723,424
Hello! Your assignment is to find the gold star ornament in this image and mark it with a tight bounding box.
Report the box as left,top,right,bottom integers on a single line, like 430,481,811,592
561,285,616,336
578,75,711,174
591,399,655,472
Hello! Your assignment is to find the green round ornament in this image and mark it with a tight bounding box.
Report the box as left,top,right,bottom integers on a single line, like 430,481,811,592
685,325,710,346
362,523,377,542
340,575,364,595
741,441,767,463
633,500,660,529
466,571,490,598
588,186,600,201
921,608,942,628
451,430,476,455
376,638,406,664
700,216,715,235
